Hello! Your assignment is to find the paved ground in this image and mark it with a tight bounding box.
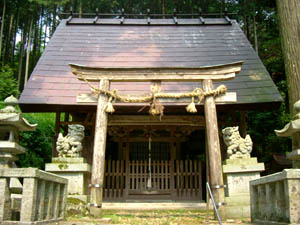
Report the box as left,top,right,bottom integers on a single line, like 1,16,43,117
102,201,208,210
59,208,253,225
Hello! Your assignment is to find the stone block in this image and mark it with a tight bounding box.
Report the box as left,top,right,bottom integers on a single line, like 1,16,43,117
46,162,91,173
250,169,300,225
286,149,300,160
52,157,87,164
225,195,250,206
225,172,261,196
223,158,264,196
224,157,258,165
0,141,26,154
0,178,12,221
287,149,300,169
223,157,264,219
224,204,250,219
45,158,91,203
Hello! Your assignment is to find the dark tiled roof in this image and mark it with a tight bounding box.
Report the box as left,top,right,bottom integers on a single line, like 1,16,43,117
19,18,282,112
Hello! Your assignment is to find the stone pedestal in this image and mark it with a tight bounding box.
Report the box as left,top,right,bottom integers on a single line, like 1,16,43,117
222,157,265,219
46,157,91,203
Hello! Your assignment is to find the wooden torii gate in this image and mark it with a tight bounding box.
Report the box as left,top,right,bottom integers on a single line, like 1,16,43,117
70,61,243,219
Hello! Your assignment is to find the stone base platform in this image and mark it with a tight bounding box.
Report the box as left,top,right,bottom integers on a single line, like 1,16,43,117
223,157,265,219
46,157,91,203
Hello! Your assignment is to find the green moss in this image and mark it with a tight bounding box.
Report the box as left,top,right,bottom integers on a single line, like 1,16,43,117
67,197,86,205
58,164,68,170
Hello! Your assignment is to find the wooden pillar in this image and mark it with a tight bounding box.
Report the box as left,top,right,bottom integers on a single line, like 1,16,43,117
53,112,61,157
203,79,225,219
239,111,247,138
170,130,176,198
205,130,210,206
90,79,109,217
125,142,130,198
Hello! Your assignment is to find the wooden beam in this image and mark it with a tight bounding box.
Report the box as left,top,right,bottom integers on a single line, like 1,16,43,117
203,79,225,220
90,79,109,217
108,115,205,126
70,61,243,82
77,92,236,104
111,136,187,143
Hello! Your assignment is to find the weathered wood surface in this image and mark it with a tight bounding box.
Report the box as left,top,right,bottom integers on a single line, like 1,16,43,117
108,115,205,126
103,159,202,201
77,92,236,104
70,61,242,82
203,79,225,219
239,111,247,138
90,79,109,217
112,137,186,143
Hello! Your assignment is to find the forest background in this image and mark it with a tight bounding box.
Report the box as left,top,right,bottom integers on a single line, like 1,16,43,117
0,0,291,170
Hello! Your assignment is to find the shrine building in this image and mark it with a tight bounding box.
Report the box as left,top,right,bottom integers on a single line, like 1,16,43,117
19,14,282,217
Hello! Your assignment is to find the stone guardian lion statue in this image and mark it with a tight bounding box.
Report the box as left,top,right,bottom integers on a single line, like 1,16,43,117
56,124,85,158
222,126,253,159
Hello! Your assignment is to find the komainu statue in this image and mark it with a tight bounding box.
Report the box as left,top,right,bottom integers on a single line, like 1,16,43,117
222,126,253,159
56,124,85,158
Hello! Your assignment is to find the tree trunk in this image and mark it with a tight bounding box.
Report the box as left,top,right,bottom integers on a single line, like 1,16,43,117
161,0,165,17
31,10,39,70
44,12,48,49
10,10,19,66
276,0,300,150
51,5,57,37
79,0,83,18
24,17,33,88
253,13,258,52
38,7,43,58
0,0,6,61
3,14,14,65
276,0,300,116
18,23,28,90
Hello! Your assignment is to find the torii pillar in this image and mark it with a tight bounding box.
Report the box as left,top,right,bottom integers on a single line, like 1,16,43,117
70,61,243,219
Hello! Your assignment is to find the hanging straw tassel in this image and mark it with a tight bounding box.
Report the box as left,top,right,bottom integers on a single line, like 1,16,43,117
105,97,115,113
186,97,197,113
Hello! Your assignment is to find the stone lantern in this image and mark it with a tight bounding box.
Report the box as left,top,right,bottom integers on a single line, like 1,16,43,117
0,96,37,168
275,99,300,168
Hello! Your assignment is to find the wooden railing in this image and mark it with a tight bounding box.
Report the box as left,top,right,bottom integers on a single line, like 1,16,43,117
0,168,68,225
250,169,300,224
103,160,203,201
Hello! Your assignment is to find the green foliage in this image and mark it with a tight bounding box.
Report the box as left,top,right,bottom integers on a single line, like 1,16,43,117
29,0,70,6
247,80,291,163
17,113,55,169
0,65,19,101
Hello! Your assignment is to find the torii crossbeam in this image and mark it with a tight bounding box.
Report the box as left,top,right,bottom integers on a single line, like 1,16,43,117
70,61,243,219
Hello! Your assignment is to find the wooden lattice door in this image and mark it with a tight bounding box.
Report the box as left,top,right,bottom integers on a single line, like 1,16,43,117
128,142,171,195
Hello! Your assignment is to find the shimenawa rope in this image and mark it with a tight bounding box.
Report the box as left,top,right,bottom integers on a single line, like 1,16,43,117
83,78,227,116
